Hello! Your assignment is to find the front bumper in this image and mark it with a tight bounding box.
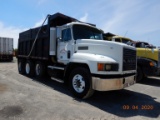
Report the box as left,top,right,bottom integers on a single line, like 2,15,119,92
92,75,136,91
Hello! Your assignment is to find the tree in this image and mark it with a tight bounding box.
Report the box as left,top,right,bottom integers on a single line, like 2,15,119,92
14,49,18,57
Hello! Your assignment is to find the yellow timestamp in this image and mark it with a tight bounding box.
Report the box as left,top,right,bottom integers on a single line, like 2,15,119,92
122,105,154,110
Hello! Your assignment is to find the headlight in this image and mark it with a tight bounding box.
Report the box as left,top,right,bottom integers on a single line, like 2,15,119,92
97,63,118,71
149,61,157,67
105,64,112,70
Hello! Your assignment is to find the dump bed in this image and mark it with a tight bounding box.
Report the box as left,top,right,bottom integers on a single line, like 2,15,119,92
18,25,49,60
18,12,79,60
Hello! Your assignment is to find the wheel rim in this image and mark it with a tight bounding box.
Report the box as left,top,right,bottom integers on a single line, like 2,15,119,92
18,62,22,72
35,64,41,75
26,63,30,74
72,74,85,93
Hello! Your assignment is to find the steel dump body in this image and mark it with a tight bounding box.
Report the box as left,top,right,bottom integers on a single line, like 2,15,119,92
18,13,79,61
18,25,49,60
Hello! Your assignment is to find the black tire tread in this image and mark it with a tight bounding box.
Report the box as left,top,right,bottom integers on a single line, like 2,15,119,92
35,61,46,78
136,66,144,82
69,67,94,99
18,59,25,74
25,60,35,77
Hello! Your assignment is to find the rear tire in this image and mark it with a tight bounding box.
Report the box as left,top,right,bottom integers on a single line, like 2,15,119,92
69,67,94,99
35,61,46,78
25,60,35,77
18,59,25,74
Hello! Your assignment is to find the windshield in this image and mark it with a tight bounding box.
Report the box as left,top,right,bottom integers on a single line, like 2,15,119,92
73,25,103,40
122,38,131,44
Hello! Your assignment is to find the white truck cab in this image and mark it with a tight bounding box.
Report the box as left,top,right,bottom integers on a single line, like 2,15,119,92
48,22,136,98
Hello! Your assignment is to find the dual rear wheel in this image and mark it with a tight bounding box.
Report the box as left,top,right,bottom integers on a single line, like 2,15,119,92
18,59,94,99
18,59,45,78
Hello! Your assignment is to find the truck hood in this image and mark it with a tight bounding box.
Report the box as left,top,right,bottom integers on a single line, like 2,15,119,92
76,39,132,49
137,48,160,62
75,39,135,62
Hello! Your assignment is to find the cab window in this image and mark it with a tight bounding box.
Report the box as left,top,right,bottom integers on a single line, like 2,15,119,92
62,28,71,41
122,39,130,44
115,38,121,42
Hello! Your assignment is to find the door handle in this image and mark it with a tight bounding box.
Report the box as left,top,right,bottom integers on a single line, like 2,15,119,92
67,51,70,59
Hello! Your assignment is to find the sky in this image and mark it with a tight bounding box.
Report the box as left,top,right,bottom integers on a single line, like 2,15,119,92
0,0,160,48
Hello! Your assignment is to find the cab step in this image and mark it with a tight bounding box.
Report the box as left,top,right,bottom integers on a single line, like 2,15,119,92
51,77,64,83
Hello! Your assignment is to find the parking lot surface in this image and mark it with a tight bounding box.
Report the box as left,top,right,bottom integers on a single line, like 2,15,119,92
0,58,160,120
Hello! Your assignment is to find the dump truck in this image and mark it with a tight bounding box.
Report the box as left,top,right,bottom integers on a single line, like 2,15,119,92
0,37,13,61
103,32,160,81
17,13,136,99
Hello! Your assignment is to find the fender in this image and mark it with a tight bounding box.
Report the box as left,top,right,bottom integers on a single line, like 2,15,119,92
137,57,158,76
69,52,117,74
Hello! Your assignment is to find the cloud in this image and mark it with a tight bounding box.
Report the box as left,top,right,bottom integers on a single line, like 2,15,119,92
37,0,48,6
97,0,160,39
34,18,45,27
77,0,160,45
0,21,26,49
101,1,141,33
79,13,88,22
0,17,47,49
34,16,48,28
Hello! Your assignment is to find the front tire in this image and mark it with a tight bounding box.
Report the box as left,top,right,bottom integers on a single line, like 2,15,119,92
69,67,94,99
136,66,144,82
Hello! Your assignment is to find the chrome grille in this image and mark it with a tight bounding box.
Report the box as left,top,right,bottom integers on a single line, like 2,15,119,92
123,48,136,71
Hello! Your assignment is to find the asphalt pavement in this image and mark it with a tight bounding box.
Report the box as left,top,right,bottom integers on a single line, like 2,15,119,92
0,58,160,120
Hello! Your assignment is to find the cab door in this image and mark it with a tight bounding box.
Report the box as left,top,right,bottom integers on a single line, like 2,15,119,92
57,27,74,64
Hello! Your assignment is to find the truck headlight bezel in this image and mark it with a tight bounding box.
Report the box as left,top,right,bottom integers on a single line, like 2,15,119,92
149,61,157,67
97,63,119,71
105,64,112,70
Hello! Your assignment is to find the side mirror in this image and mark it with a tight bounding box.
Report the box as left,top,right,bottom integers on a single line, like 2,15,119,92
57,37,62,41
